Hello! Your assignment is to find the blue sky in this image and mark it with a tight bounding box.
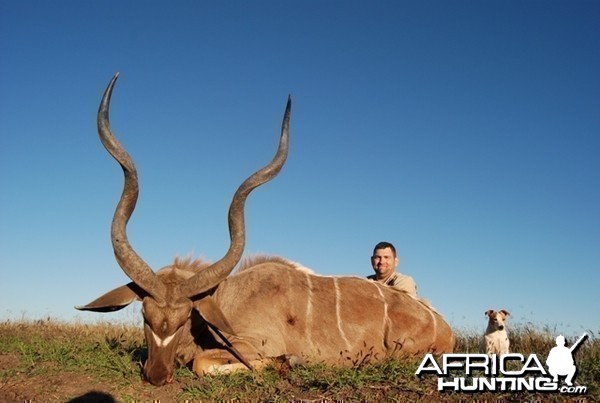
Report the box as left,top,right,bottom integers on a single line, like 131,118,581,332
1,1,598,337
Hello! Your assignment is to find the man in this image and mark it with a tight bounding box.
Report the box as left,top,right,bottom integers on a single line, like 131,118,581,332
368,241,417,296
546,335,577,386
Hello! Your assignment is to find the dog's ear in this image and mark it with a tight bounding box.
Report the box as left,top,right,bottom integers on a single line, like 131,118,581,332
500,309,510,317
485,310,494,317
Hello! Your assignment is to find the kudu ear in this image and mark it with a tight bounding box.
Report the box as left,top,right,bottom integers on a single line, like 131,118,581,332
195,296,237,336
75,282,147,312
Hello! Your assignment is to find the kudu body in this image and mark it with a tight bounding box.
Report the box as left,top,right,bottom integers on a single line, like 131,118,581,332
78,74,455,386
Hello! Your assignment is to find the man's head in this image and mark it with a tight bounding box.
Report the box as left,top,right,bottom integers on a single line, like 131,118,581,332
371,241,399,280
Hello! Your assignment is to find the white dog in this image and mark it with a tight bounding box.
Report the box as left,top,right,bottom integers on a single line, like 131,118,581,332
483,309,510,355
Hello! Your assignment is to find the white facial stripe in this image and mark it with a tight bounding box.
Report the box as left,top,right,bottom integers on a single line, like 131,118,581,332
152,330,176,347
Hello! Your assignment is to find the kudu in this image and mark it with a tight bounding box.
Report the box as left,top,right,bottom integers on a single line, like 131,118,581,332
77,74,455,386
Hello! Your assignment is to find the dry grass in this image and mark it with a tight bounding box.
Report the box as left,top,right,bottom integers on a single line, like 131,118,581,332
1,318,598,402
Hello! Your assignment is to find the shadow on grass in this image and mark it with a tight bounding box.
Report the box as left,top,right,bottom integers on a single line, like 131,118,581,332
67,391,116,402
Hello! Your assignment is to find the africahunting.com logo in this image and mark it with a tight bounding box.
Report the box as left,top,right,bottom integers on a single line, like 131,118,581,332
416,332,589,395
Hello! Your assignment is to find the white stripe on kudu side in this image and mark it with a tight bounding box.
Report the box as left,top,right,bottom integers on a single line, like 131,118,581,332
371,281,388,329
304,272,315,352
372,281,389,337
368,281,392,351
333,278,351,350
428,304,437,344
304,272,313,319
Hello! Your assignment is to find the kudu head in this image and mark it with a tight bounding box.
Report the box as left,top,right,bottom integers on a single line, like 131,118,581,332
77,73,291,385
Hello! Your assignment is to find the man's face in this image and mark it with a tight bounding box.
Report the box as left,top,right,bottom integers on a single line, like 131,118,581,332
371,247,399,279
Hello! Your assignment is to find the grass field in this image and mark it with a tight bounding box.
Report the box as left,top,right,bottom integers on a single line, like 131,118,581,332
0,318,597,402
